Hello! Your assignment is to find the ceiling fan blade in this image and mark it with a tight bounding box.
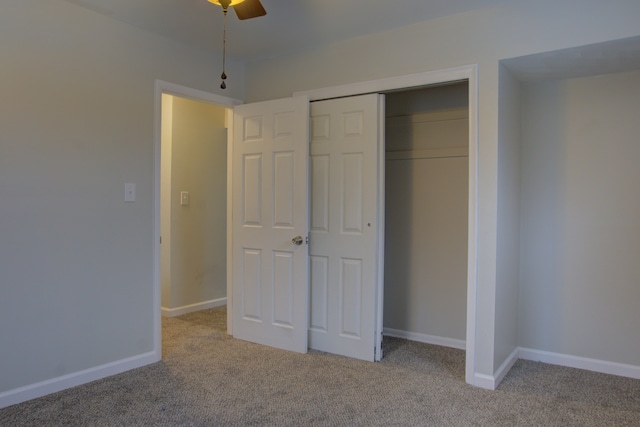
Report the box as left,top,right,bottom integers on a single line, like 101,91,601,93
232,0,266,20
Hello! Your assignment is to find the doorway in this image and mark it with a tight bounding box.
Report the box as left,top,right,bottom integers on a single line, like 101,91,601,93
304,82,470,362
295,66,478,384
383,82,469,351
160,94,229,317
153,80,242,356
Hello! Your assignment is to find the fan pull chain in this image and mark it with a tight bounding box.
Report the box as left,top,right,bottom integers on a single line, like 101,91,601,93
220,8,228,89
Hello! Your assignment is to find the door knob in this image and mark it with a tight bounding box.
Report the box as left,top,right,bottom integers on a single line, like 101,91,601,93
292,235,304,246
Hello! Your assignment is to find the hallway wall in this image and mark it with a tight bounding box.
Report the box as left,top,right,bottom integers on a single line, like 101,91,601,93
161,95,228,312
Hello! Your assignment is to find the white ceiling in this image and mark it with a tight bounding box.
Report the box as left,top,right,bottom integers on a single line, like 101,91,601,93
61,0,512,62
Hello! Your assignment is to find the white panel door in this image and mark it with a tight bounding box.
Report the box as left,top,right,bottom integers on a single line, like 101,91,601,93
309,94,384,362
232,96,309,353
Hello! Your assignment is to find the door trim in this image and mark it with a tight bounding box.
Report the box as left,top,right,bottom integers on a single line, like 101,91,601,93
152,80,242,358
294,64,479,385
375,94,386,361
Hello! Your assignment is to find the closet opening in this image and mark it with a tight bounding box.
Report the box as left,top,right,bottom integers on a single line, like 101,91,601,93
382,81,469,356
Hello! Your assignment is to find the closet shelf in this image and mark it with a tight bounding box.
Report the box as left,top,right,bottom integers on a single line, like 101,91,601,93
386,147,469,161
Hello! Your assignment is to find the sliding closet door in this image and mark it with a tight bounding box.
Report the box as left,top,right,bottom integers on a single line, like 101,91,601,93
308,94,384,362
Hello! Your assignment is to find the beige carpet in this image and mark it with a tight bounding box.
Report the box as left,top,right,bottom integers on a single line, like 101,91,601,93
1,306,639,426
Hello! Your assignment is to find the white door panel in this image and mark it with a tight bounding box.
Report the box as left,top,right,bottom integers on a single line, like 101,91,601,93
232,96,309,353
309,94,384,361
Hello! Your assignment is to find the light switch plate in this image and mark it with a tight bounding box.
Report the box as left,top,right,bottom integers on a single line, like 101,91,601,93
180,191,190,206
125,183,136,202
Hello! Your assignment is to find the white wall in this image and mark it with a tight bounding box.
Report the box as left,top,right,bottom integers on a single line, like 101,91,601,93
519,69,640,366
244,0,640,380
494,64,521,369
245,1,640,103
0,0,242,402
167,96,227,309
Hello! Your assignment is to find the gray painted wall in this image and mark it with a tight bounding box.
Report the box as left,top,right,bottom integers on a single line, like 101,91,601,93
0,0,242,395
519,69,640,366
494,64,521,368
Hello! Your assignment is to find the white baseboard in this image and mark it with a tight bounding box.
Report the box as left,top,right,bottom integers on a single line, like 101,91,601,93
494,347,520,388
473,373,496,390
161,298,227,317
474,347,640,392
383,327,466,350
0,351,159,410
472,348,518,390
519,347,640,380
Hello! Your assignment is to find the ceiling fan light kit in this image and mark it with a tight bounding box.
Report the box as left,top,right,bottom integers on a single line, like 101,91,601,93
207,0,246,7
207,0,266,90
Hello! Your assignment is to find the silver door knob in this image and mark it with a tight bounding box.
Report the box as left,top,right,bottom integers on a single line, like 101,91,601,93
292,236,304,246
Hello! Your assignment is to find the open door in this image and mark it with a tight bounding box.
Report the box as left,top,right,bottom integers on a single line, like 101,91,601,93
308,94,385,362
231,96,310,353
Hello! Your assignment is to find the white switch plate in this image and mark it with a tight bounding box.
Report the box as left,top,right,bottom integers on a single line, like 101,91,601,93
180,191,190,206
125,183,136,202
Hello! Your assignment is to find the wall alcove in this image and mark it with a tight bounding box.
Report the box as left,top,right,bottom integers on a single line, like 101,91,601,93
498,35,640,374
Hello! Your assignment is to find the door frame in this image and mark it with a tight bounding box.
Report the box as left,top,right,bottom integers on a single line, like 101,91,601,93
152,80,242,358
294,64,479,385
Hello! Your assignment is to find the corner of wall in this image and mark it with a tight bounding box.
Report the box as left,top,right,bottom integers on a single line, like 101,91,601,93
473,347,519,390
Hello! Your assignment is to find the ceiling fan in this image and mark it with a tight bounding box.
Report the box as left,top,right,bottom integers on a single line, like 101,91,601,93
208,0,266,21
208,0,267,89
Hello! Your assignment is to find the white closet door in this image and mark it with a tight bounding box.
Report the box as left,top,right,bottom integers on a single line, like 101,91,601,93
308,94,384,362
231,96,310,353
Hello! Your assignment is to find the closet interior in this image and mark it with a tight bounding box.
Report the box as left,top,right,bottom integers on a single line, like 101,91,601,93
383,82,469,349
